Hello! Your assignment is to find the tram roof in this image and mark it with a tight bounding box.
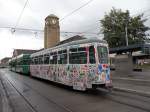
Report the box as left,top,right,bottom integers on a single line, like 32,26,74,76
31,38,107,57
10,54,30,61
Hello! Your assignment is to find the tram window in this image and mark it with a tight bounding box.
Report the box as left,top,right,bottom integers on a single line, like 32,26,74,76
70,48,77,52
78,47,86,52
34,58,38,64
50,52,54,55
31,58,34,64
54,55,57,64
17,60,20,65
50,53,57,64
89,46,96,64
58,50,67,64
44,54,49,64
33,58,37,65
23,59,30,65
53,52,57,55
97,46,108,64
69,51,87,64
58,51,62,54
63,49,67,53
33,58,36,64
44,57,49,64
38,56,43,64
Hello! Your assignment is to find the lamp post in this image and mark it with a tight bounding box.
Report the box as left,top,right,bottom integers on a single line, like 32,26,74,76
125,23,128,46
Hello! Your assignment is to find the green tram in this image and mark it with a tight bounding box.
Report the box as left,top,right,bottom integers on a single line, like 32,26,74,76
9,54,31,74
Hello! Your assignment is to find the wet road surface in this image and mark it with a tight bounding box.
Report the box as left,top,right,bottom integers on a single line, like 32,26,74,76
0,69,150,112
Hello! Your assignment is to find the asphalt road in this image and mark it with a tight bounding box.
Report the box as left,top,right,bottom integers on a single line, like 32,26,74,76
0,80,3,112
0,69,150,112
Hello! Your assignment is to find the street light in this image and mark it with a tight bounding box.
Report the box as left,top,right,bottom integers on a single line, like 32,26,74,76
125,23,128,46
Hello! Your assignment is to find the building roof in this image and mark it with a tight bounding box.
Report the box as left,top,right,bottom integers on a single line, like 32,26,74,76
0,57,11,64
13,49,38,57
56,35,86,46
45,14,59,19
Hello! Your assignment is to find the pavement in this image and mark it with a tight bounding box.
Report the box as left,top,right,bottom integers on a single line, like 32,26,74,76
111,70,150,97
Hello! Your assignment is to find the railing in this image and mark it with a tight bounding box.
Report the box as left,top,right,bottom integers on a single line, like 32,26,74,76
109,43,150,54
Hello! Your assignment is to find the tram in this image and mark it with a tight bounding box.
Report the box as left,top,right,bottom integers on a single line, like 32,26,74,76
9,54,30,74
30,38,112,90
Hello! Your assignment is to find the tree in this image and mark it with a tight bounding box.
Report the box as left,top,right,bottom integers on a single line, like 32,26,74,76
100,8,149,48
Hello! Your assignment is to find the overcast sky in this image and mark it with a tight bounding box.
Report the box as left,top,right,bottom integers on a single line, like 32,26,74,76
0,0,150,59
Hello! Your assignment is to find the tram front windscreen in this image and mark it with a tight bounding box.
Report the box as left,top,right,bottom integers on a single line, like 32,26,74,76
97,46,108,64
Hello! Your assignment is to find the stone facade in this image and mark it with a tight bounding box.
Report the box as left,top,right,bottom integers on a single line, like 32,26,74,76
44,14,60,48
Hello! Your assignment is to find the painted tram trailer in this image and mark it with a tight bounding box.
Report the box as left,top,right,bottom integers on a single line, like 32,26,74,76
30,38,113,91
9,54,30,75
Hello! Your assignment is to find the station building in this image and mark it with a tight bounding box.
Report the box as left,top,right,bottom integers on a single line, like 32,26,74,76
0,57,11,68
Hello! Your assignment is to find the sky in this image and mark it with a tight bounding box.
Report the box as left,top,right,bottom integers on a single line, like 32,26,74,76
0,0,150,60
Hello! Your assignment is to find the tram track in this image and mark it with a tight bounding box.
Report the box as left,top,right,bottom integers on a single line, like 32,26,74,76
107,91,150,112
0,74,37,112
2,72,75,112
86,88,150,112
2,69,150,112
11,76,150,112
0,74,14,112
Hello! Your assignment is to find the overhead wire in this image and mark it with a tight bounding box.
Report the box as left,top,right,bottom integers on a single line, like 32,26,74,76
14,0,29,29
0,26,98,35
1,1,150,36
60,0,94,22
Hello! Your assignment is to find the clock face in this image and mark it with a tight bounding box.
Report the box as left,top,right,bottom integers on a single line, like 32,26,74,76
45,18,57,25
51,19,57,24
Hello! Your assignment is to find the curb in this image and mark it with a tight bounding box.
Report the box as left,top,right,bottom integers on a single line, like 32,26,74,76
113,87,150,98
112,78,150,86
113,77,150,82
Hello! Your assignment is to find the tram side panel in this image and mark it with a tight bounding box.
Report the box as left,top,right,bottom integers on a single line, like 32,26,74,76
30,40,112,91
30,63,112,91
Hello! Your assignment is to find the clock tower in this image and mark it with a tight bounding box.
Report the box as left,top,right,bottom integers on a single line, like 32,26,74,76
44,14,60,48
